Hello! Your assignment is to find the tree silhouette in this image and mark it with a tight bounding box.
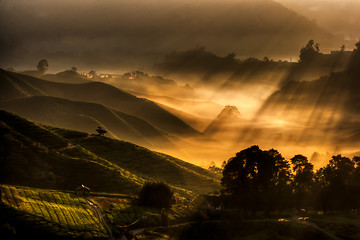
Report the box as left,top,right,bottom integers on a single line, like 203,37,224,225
95,126,107,136
138,181,174,209
221,145,291,214
291,155,314,211
348,40,360,71
316,155,355,212
37,59,49,74
299,40,321,63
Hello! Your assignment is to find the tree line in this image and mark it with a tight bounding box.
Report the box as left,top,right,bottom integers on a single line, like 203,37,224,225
220,145,360,215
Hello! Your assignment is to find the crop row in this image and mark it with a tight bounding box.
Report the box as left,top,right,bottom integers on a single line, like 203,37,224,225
0,185,107,237
107,203,160,227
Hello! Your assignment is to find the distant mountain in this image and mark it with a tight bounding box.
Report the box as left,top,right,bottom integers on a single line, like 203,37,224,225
205,105,243,137
256,50,360,146
0,96,174,149
106,71,196,99
1,0,339,70
22,70,90,84
133,91,223,119
157,103,212,132
0,69,199,137
43,70,91,83
0,110,220,195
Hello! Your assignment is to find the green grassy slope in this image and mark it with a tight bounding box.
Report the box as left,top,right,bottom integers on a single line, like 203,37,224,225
0,68,199,137
54,133,220,195
0,110,219,196
0,184,108,239
0,95,174,149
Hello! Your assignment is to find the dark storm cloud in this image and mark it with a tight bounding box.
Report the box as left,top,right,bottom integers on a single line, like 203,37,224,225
0,0,340,72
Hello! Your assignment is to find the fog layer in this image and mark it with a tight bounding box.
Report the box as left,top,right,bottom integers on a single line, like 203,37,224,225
0,0,341,72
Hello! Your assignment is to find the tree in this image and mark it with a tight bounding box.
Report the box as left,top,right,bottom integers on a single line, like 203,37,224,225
290,155,314,211
299,40,321,63
221,146,291,214
348,40,360,71
95,126,107,136
37,59,48,74
208,161,222,174
138,181,174,209
316,155,355,212
71,66,77,73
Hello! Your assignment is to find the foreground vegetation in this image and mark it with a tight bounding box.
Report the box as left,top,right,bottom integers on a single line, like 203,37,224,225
0,184,107,239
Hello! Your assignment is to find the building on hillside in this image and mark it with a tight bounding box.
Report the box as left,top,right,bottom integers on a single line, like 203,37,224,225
76,185,91,197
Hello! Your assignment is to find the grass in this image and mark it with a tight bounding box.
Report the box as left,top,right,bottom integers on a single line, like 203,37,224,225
0,184,108,239
64,135,220,195
0,110,68,149
1,109,220,198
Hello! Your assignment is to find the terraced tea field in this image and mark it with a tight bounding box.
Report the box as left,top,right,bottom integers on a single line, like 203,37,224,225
106,202,162,228
0,184,108,239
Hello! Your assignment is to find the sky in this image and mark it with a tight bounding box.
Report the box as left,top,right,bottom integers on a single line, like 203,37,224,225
0,0,358,73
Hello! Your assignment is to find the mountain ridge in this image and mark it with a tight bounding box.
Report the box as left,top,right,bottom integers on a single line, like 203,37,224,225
0,68,200,137
0,95,175,149
0,110,220,196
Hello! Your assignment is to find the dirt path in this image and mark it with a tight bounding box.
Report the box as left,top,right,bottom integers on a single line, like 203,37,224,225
86,199,115,240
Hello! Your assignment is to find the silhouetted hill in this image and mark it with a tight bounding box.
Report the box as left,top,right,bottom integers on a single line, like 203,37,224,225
257,51,360,146
0,96,174,149
154,46,352,89
0,69,200,137
260,70,360,124
43,70,91,83
156,103,212,132
107,71,196,99
21,70,90,83
205,105,244,137
0,110,220,195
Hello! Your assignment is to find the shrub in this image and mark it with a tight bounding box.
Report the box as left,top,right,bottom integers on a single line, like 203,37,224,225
138,181,174,209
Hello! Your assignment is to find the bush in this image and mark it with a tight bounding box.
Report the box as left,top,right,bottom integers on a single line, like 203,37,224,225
138,181,174,209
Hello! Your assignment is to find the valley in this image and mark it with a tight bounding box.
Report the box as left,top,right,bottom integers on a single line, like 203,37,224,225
1,0,360,239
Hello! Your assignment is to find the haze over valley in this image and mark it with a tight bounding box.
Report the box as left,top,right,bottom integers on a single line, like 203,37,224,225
1,0,360,239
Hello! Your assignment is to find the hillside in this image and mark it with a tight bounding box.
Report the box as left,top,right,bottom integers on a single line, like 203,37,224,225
254,50,360,147
0,184,108,239
106,71,196,99
0,110,220,196
204,105,243,137
0,96,174,149
22,70,90,84
0,69,200,137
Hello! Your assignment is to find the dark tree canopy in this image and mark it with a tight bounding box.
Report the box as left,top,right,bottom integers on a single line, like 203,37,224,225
95,126,107,136
138,181,174,209
221,146,360,214
299,40,321,63
348,40,360,71
291,155,314,210
221,145,291,213
37,59,49,74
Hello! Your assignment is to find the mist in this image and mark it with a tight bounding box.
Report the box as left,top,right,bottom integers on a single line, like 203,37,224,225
275,0,360,40
1,0,359,170
0,0,346,72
